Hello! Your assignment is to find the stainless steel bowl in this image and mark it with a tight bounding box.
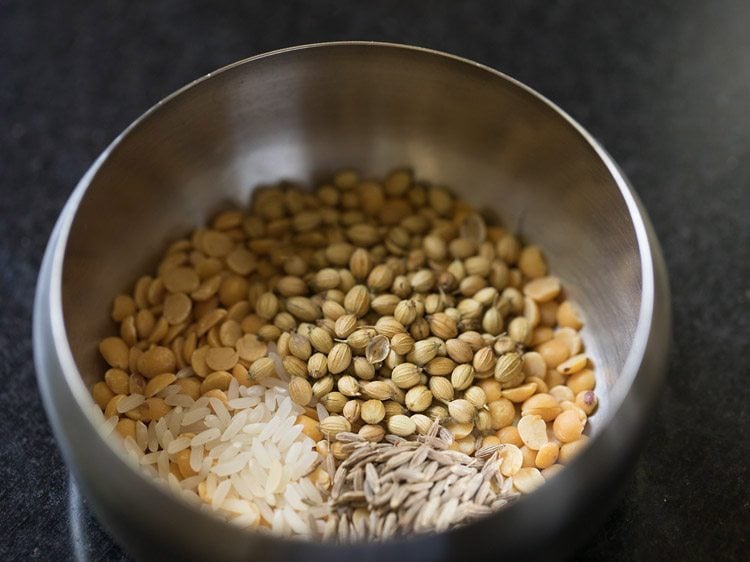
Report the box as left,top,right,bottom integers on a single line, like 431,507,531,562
34,42,670,561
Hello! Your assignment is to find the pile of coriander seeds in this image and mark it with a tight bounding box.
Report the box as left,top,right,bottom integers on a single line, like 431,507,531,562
92,168,598,539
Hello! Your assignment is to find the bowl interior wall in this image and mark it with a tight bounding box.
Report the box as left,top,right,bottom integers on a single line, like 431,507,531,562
61,45,641,429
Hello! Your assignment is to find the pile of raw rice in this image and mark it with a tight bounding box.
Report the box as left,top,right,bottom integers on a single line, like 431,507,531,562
100,352,329,536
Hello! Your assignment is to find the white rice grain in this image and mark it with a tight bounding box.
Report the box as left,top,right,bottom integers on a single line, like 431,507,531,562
222,497,254,515
212,452,252,477
159,429,174,451
182,407,211,426
101,416,118,436
227,377,240,400
246,404,267,423
157,450,169,478
116,394,145,413
216,442,241,463
189,444,204,473
180,475,203,490
167,407,183,436
265,459,283,495
221,411,248,441
209,397,231,428
228,396,259,410
277,424,303,451
135,421,148,451
159,384,182,398
255,498,275,526
284,506,309,535
211,480,232,510
166,436,192,455
258,414,282,442
123,436,141,460
192,427,221,447
283,484,306,511
140,452,159,466
251,438,272,469
176,366,195,379
165,393,195,408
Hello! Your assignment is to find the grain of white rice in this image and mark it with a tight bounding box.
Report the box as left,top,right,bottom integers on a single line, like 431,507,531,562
206,472,218,495
157,450,169,478
256,498,275,525
116,393,145,413
268,348,286,379
147,421,159,452
176,366,195,379
182,407,211,426
140,452,159,465
251,438,272,469
272,415,297,444
277,424,303,451
160,429,174,450
167,407,183,436
261,377,286,390
221,411,248,441
203,414,222,430
159,384,183,398
189,444,204,472
101,416,118,436
244,385,266,397
264,390,276,411
155,418,167,439
209,397,231,428
211,479,232,510
192,427,221,447
230,472,255,500
283,484,306,511
247,474,266,499
212,452,252,476
285,442,302,467
316,403,329,422
165,393,195,408
299,478,323,504
123,436,141,460
231,434,254,446
166,436,192,455
135,421,148,451
168,472,182,494
227,377,240,400
266,443,281,464
266,459,283,495
231,512,259,527
242,422,266,436
180,475,203,490
222,497,254,515
272,508,285,533
228,396,259,410
258,414,282,442
246,405,267,424
284,505,309,534
216,442,242,463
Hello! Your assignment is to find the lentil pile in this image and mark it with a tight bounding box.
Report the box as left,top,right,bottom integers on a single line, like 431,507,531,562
92,168,598,539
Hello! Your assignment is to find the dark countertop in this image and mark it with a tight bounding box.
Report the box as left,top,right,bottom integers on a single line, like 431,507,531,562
2,1,748,560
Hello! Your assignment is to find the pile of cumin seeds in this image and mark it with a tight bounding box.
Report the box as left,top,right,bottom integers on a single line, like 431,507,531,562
321,420,518,541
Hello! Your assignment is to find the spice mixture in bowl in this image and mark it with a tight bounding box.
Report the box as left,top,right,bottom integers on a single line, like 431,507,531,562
34,42,670,561
92,169,598,539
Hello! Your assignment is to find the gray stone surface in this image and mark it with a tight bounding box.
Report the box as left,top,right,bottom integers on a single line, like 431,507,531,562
1,0,748,560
